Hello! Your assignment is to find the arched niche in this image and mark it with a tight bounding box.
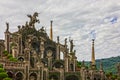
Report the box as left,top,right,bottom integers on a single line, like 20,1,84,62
31,37,40,54
15,72,24,80
29,72,37,80
60,52,64,60
7,71,14,79
52,61,64,68
65,75,79,80
70,63,74,71
18,57,24,62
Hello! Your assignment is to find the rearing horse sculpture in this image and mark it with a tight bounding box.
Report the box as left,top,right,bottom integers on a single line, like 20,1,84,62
27,12,40,27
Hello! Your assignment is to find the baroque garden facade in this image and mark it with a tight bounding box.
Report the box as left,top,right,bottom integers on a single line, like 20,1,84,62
0,12,108,80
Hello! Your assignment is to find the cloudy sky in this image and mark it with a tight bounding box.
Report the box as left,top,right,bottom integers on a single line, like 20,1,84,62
0,0,120,61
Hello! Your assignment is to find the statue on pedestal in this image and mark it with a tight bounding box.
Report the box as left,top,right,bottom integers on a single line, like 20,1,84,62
69,39,74,52
6,22,9,32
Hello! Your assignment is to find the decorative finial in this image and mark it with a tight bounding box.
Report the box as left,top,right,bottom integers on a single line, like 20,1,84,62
17,25,21,31
74,50,76,54
22,25,25,29
90,30,96,40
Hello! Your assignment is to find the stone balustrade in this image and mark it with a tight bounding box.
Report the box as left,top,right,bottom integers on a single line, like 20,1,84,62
0,59,26,69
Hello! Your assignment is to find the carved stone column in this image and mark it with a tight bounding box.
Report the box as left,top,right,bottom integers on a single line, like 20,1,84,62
12,46,18,58
56,44,60,60
5,32,10,53
64,56,69,72
48,56,52,70
18,34,22,54
40,40,45,58
56,36,60,60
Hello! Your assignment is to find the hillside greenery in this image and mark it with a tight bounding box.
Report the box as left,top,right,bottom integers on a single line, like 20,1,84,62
84,56,120,74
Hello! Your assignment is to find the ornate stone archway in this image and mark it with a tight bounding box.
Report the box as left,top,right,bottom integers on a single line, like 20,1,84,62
7,71,14,79
65,75,79,80
29,73,37,80
52,61,64,68
15,72,24,80
18,56,24,62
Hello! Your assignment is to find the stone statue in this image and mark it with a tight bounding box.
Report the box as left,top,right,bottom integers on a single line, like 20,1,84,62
25,21,29,27
39,26,45,32
57,36,59,43
6,22,9,32
30,55,35,68
69,39,74,52
74,50,76,54
27,12,40,27
65,38,67,46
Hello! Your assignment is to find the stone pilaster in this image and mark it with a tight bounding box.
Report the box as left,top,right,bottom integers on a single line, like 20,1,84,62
65,56,69,72
18,34,22,54
40,40,45,58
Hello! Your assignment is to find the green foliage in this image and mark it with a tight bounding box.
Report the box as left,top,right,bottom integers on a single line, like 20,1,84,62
3,50,8,56
3,52,18,62
77,61,81,68
118,77,120,80
0,72,8,79
7,54,12,59
0,64,3,68
112,74,117,79
0,65,12,79
9,57,18,62
0,68,5,73
3,77,12,80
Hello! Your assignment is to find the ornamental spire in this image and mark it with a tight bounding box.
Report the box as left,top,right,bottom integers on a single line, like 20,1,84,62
50,20,53,40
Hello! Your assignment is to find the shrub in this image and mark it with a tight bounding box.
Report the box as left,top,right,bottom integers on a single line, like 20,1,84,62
0,68,5,73
3,77,12,80
0,64,3,68
3,51,8,56
7,54,12,59
0,72,8,79
9,57,18,62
